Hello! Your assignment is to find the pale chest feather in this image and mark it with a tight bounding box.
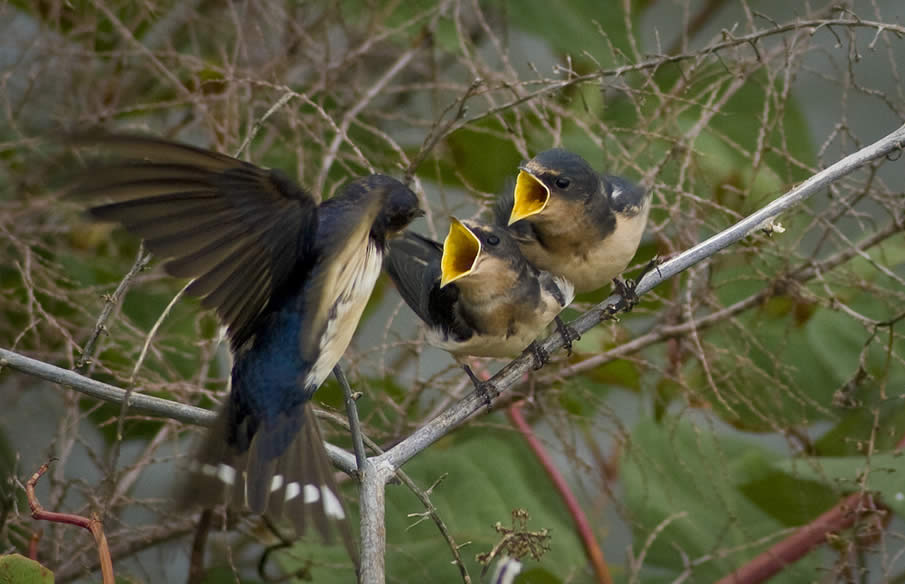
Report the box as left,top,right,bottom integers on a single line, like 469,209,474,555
305,241,382,387
523,202,649,293
427,276,572,358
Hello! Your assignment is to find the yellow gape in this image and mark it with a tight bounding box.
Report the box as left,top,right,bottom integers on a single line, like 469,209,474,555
440,217,482,288
509,169,550,224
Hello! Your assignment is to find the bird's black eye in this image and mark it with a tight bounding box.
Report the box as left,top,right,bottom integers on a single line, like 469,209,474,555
554,177,570,189
486,234,500,246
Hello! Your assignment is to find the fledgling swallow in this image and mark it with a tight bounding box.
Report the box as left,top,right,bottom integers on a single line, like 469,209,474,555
385,218,574,394
496,149,651,296
66,132,423,559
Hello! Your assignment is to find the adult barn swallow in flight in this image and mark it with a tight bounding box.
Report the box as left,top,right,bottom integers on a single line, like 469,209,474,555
497,149,650,296
385,218,574,394
67,132,422,555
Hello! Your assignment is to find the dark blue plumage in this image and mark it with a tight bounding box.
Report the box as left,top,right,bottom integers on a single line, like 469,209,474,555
230,309,307,459
223,176,423,486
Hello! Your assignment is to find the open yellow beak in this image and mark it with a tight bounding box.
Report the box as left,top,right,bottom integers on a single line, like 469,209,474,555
440,218,481,288
508,169,550,225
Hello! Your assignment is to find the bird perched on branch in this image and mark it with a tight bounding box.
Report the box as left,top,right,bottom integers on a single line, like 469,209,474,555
67,132,423,558
385,218,574,397
496,149,651,299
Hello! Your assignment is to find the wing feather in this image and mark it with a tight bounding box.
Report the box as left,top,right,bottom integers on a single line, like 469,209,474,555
67,132,318,349
385,231,442,325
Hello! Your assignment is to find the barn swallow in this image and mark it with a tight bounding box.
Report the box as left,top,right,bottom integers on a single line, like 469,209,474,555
496,149,651,298
385,218,574,396
67,132,422,557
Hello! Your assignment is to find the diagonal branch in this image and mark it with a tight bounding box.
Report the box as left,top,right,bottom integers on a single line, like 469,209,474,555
314,31,430,194
377,122,905,472
355,123,905,583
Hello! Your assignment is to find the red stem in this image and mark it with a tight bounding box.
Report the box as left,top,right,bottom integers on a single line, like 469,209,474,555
507,402,612,584
28,531,41,561
714,493,877,584
718,429,903,583
26,461,115,584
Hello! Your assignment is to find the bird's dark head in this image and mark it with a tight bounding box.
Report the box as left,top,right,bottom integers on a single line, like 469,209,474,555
440,218,522,289
351,175,424,242
509,149,602,225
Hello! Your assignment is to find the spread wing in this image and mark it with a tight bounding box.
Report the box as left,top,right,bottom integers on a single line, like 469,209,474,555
67,132,318,350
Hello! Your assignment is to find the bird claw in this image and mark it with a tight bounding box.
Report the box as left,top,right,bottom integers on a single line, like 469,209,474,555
638,255,662,282
463,365,496,411
612,277,639,312
526,341,549,370
613,256,661,313
553,316,580,355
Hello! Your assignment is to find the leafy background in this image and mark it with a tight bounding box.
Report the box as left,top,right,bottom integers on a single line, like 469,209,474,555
0,0,904,583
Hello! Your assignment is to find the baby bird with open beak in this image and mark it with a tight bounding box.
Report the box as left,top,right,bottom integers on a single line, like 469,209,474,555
497,148,651,297
385,218,574,397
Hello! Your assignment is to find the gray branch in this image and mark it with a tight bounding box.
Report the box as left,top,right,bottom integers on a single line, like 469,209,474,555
359,458,394,579
0,349,357,475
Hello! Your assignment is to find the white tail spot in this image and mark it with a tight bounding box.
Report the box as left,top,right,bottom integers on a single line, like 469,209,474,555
303,483,320,504
270,475,284,492
199,463,237,486
322,486,345,519
285,481,302,502
283,482,344,519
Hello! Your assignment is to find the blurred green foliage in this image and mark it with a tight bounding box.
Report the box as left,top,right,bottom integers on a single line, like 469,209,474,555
622,418,823,583
275,425,588,583
0,554,54,584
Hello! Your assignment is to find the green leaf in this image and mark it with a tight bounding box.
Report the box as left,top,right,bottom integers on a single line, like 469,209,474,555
515,565,563,583
816,406,905,456
691,302,904,431
442,121,524,194
653,65,815,190
338,0,458,52
774,452,905,516
621,417,820,582
0,554,54,584
507,0,645,69
738,469,841,526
